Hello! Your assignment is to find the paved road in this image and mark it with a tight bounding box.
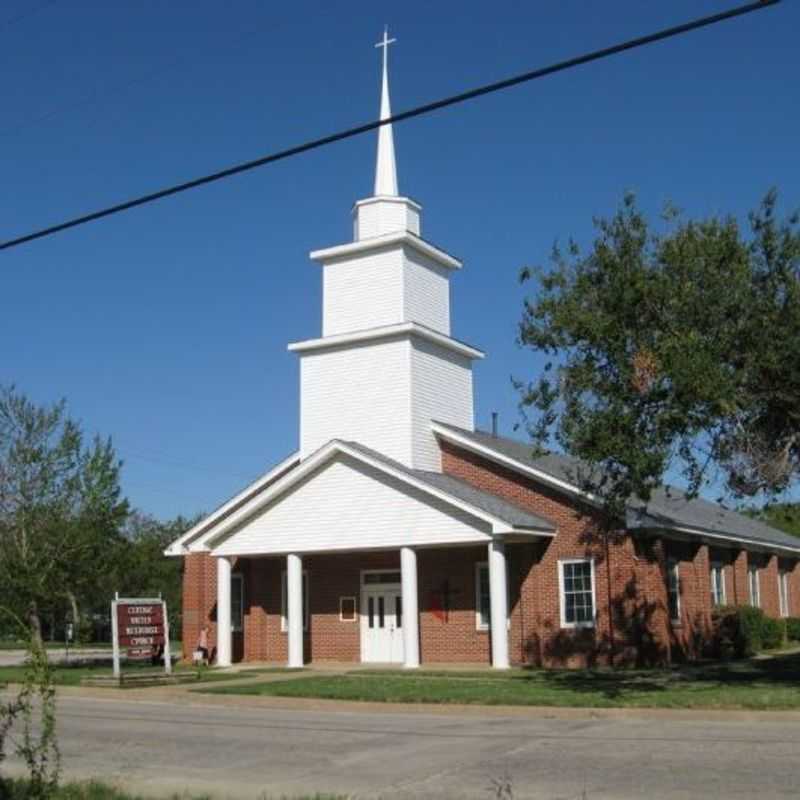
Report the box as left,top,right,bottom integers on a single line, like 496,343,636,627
4,693,799,799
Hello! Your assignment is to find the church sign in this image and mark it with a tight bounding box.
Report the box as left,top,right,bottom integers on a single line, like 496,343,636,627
111,595,172,678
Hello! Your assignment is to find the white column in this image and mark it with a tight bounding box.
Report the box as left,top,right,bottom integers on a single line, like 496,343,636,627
216,556,232,667
400,547,420,669
287,553,304,669
488,540,510,669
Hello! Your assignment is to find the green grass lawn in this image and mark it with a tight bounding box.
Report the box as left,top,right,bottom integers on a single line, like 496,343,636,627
0,662,282,687
196,651,800,711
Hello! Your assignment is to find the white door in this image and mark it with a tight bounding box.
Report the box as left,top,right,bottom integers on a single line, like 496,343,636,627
361,587,404,664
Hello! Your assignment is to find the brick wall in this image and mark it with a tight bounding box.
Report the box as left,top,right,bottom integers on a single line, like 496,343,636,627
761,555,780,617
440,441,673,667
181,552,215,661
732,549,748,605
179,442,799,667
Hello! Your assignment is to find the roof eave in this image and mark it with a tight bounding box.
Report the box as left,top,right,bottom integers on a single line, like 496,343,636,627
431,422,601,508
632,522,800,557
310,231,462,270
288,322,484,360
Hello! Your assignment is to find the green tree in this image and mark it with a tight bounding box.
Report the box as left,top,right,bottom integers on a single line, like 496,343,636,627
119,512,201,637
743,502,800,538
0,386,129,643
517,191,800,516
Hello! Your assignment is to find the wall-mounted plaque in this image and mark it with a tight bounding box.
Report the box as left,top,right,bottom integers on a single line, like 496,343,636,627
339,596,357,622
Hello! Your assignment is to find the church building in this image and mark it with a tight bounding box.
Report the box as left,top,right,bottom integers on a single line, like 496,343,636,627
167,35,800,669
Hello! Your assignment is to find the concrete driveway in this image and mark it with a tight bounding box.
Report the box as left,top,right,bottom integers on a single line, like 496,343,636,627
3,688,798,799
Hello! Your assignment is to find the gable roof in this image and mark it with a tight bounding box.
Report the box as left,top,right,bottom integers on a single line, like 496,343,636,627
168,438,555,556
343,441,554,533
432,422,800,556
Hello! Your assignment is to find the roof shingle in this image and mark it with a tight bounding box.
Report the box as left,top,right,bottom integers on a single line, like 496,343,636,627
433,422,800,554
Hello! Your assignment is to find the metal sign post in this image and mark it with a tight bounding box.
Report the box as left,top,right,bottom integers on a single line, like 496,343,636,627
162,602,172,675
111,593,121,679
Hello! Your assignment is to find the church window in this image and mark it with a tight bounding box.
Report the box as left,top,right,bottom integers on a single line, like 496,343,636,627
559,558,596,628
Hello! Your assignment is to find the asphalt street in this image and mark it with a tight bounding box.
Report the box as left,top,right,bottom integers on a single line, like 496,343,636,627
4,693,799,799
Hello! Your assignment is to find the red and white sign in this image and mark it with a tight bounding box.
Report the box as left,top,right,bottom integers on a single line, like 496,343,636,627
116,602,165,659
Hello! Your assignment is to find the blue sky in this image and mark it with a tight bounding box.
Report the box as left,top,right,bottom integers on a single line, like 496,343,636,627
2,1,798,520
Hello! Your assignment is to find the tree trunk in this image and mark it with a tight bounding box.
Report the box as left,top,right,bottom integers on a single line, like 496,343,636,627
26,601,43,649
66,590,79,628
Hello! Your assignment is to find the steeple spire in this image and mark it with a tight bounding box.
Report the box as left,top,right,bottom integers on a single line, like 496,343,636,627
373,26,398,197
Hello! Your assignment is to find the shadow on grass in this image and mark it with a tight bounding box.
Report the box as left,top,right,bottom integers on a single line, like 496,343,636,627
521,649,800,700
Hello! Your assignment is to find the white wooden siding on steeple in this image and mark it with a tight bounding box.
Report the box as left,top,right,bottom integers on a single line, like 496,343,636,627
290,31,482,469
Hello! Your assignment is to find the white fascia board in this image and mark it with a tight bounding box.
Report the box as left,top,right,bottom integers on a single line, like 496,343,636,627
431,423,601,507
288,322,485,360
203,440,549,552
309,231,462,270
163,451,300,556
352,195,422,212
637,523,800,557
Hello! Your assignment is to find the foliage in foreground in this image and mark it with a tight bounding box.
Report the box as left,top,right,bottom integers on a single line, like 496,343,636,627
0,780,342,800
517,190,800,518
0,635,60,799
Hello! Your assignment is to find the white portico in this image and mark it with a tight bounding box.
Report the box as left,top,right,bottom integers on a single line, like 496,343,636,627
167,31,555,670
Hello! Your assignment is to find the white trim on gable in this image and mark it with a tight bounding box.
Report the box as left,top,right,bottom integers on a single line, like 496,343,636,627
203,440,553,555
197,439,555,555
164,451,300,556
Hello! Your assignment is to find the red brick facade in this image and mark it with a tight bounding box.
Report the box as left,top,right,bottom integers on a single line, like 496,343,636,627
181,441,800,667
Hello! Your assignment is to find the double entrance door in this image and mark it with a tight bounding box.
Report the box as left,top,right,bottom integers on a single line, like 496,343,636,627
361,572,404,664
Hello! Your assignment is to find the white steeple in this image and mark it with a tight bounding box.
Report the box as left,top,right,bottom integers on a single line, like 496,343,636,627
289,32,482,470
374,27,398,197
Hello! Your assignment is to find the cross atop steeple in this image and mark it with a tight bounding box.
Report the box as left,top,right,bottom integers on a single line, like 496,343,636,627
373,26,398,197
374,26,396,72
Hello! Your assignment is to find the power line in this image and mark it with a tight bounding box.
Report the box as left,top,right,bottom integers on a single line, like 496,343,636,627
0,0,780,253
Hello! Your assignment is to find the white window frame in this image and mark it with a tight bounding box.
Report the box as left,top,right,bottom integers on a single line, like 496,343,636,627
666,558,681,624
231,572,244,632
475,562,491,631
281,570,309,633
778,569,790,618
558,558,596,630
710,561,726,607
748,564,761,608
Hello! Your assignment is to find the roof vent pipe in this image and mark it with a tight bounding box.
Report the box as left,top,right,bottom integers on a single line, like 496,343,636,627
491,412,498,438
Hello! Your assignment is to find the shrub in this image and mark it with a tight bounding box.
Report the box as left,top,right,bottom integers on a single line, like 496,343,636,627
785,617,800,642
713,605,785,657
